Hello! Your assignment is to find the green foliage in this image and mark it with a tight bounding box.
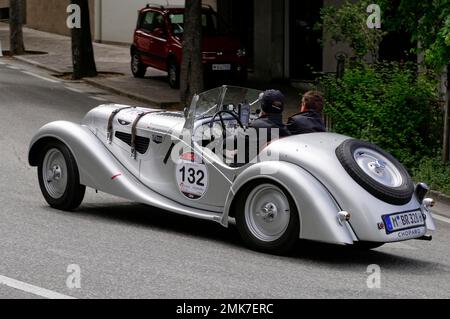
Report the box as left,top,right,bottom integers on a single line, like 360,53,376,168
379,0,450,71
412,157,450,195
318,0,385,61
318,62,442,168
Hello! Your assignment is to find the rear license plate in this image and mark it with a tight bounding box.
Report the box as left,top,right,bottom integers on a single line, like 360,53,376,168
212,64,231,71
382,210,425,234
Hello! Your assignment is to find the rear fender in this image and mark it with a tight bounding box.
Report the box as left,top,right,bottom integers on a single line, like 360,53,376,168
222,161,357,245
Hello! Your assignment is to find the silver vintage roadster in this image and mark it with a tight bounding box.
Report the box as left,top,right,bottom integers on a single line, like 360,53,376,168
29,86,436,254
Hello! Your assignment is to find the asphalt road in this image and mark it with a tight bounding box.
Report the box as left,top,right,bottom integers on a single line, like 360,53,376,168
1,57,450,299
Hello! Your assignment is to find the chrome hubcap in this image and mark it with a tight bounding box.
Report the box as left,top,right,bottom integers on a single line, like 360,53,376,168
353,147,403,187
42,149,68,199
245,184,290,242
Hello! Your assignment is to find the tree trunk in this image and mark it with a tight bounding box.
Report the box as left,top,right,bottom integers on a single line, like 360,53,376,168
71,0,97,80
180,0,203,107
9,0,25,55
443,64,450,163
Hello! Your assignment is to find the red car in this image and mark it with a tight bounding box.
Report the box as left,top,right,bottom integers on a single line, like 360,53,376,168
130,4,248,88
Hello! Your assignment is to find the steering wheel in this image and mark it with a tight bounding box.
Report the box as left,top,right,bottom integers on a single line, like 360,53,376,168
208,110,245,165
209,110,244,137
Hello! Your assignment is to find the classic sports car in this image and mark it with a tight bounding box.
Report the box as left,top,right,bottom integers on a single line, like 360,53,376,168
29,86,436,254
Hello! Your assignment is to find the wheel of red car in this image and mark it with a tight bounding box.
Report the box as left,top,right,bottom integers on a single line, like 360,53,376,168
336,139,414,205
168,59,180,89
235,181,299,255
38,141,86,211
131,54,147,78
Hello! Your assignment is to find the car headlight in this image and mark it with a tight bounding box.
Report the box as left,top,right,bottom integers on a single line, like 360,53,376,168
237,48,246,57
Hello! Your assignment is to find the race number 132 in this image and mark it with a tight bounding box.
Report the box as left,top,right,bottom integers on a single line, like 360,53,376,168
178,166,205,186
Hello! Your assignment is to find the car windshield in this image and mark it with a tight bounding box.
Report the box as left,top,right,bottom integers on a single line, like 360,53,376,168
168,10,227,36
195,86,262,120
183,86,263,133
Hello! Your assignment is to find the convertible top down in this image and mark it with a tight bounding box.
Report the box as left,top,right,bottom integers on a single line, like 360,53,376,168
29,86,436,254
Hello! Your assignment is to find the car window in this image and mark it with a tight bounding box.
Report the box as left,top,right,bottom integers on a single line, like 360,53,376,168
141,11,165,34
168,11,221,36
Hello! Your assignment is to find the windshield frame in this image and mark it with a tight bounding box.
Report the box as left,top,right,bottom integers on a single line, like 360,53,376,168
183,85,263,133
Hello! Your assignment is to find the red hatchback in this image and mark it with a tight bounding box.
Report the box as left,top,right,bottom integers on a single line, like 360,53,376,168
131,4,248,88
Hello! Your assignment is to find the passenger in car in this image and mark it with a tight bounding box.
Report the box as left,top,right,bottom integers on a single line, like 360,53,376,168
250,89,291,143
287,91,326,135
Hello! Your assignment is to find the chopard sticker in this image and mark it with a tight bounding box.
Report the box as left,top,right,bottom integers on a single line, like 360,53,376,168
176,153,208,200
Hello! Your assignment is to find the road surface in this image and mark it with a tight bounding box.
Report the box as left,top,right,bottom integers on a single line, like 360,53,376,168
1,57,450,299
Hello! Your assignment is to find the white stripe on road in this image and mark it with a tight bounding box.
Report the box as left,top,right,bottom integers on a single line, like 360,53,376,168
0,275,75,299
90,96,108,102
432,213,450,224
65,87,83,94
21,71,60,83
7,65,21,70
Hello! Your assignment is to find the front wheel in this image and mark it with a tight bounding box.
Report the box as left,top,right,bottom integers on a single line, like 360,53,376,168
235,182,300,254
38,141,85,211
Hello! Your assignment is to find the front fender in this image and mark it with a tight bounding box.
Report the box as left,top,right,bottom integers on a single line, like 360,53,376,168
29,121,104,189
222,161,357,245
29,121,222,222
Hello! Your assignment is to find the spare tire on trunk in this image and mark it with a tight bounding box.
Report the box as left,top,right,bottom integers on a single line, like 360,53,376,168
336,139,414,205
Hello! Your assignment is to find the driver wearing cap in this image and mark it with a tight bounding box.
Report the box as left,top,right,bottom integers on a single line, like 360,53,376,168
250,89,291,142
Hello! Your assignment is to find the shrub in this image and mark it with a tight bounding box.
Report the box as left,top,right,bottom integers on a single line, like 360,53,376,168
412,157,450,195
318,61,442,169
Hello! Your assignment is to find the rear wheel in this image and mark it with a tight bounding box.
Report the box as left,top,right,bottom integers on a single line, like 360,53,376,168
168,59,180,89
131,54,147,78
235,182,299,255
38,141,85,211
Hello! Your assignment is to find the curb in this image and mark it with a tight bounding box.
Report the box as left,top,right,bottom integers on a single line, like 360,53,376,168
13,55,64,75
429,190,450,206
83,78,181,109
12,55,181,109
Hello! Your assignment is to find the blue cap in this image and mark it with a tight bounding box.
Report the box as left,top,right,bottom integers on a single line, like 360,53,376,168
261,89,285,114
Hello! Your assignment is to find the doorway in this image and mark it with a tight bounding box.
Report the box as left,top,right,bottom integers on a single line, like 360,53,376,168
288,0,323,80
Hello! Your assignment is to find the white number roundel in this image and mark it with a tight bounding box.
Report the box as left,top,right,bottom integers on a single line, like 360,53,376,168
176,159,209,200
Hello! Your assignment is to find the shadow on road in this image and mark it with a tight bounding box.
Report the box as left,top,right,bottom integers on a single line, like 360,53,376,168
66,202,441,272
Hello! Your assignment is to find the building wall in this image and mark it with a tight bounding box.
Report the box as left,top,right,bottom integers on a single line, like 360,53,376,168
253,0,285,82
0,0,9,9
322,0,353,74
96,0,217,44
0,0,8,20
26,0,95,37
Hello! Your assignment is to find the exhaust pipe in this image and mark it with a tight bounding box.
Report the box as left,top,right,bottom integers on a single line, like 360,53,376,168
415,235,433,241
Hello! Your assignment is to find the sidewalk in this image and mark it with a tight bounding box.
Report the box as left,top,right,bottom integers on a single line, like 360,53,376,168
0,23,305,113
0,23,180,108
